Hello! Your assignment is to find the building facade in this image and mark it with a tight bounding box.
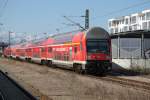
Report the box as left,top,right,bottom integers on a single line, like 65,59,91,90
108,9,150,34
111,31,150,59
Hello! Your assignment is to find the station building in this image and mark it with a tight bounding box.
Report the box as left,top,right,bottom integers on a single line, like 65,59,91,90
108,9,150,34
108,9,150,70
111,30,150,59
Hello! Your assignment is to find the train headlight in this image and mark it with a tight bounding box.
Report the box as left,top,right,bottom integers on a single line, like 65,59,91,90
87,55,91,60
106,56,111,59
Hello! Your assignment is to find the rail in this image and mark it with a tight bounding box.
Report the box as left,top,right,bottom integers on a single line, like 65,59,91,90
89,75,150,93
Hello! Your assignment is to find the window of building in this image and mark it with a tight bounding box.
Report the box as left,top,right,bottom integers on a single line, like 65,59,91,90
115,28,118,33
142,14,146,20
142,22,147,30
112,22,115,26
122,19,125,24
110,28,114,33
146,12,150,20
131,16,136,24
124,26,128,31
109,22,111,27
133,25,137,30
125,19,128,24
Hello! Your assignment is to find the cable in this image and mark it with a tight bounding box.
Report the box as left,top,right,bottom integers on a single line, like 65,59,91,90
92,0,150,21
64,16,84,18
63,16,85,30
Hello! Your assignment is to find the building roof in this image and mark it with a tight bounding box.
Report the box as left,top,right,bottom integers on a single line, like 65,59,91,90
111,30,150,38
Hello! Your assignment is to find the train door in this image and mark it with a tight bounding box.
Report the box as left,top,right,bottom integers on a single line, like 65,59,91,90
41,47,47,59
73,45,81,60
69,47,72,61
73,46,77,60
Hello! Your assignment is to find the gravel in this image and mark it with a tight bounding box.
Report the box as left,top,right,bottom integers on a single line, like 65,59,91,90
0,58,150,100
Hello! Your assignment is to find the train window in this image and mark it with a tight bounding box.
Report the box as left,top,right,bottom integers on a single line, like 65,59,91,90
41,48,46,52
48,47,52,53
16,49,20,52
64,54,69,61
29,49,31,52
66,56,69,61
26,49,31,52
87,40,109,54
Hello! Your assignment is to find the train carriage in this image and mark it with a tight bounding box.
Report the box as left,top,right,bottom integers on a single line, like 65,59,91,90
25,43,34,61
39,38,54,65
3,27,112,74
51,27,112,74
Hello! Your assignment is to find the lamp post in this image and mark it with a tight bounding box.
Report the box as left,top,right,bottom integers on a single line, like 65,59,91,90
8,31,12,57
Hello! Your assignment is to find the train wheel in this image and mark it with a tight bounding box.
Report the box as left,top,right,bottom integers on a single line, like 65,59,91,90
47,60,52,67
40,60,45,65
28,58,31,63
75,64,83,74
25,58,28,61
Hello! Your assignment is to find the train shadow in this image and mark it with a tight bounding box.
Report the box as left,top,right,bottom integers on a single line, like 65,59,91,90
5,57,150,77
105,62,150,77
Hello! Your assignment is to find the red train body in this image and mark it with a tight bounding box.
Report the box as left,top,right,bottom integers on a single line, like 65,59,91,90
3,27,112,74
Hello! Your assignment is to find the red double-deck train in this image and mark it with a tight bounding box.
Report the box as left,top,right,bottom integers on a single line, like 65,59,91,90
3,27,112,74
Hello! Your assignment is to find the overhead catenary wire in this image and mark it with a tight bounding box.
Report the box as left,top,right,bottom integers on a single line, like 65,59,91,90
92,0,150,21
63,16,85,30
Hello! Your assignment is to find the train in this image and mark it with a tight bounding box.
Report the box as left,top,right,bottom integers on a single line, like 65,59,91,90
3,27,112,74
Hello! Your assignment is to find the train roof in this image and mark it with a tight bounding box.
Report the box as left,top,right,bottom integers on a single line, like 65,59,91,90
51,30,82,44
85,27,110,39
39,38,54,46
7,27,109,48
50,27,109,44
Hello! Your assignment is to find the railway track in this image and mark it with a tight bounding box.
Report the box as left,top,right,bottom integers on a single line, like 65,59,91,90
43,64,150,93
2,58,150,95
25,60,150,93
88,75,150,93
52,67,150,93
54,67,150,93
0,70,37,100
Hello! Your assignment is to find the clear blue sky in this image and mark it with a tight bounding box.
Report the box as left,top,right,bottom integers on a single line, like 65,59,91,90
1,0,150,34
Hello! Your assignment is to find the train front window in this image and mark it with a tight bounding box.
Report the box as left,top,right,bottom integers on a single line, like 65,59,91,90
87,40,109,54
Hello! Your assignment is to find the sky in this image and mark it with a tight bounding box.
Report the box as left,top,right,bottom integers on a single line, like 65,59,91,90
0,0,150,35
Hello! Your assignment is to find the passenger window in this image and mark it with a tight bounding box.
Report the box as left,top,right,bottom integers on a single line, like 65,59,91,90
41,48,45,52
48,47,52,53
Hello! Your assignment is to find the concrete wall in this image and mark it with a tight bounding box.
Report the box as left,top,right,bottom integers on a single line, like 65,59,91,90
112,59,150,71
